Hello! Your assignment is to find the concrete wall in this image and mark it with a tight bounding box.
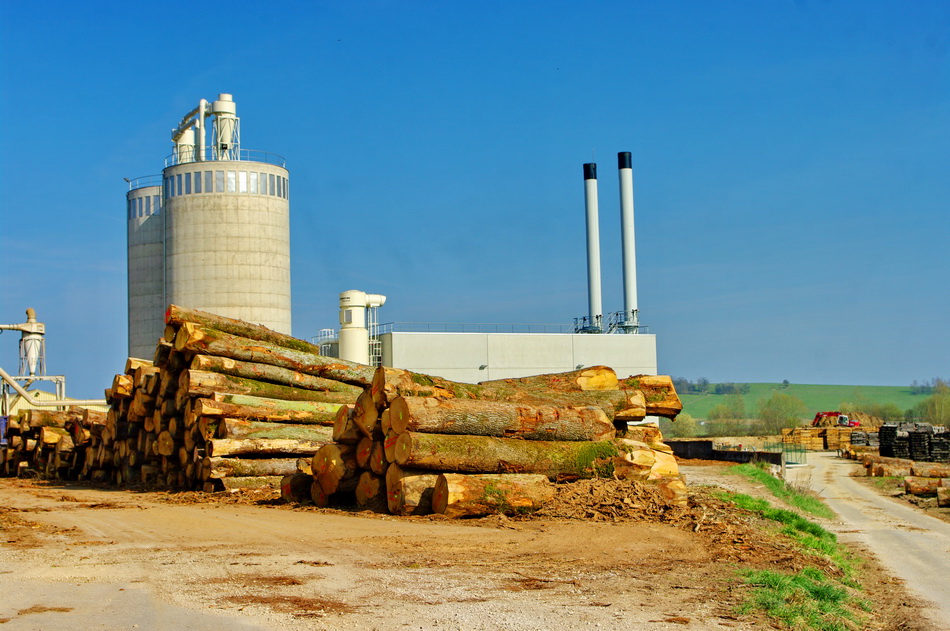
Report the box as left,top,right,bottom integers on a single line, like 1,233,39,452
380,332,657,383
163,161,291,334
127,185,165,359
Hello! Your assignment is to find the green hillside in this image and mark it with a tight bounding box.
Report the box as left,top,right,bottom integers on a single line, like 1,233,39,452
679,383,924,420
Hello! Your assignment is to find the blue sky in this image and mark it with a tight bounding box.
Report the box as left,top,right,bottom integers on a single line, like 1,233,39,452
1,1,947,398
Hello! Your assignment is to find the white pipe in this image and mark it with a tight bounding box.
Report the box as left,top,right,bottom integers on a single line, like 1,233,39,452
0,365,105,407
197,99,207,161
583,163,603,330
618,152,638,326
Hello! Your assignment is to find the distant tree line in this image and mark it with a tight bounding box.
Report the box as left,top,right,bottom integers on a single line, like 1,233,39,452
910,378,948,395
672,377,751,395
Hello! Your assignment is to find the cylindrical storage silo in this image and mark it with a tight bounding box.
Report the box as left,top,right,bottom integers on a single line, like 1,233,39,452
127,178,165,359
162,158,291,334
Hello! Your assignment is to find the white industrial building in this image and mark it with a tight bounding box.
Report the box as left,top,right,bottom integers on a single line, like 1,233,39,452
125,94,291,359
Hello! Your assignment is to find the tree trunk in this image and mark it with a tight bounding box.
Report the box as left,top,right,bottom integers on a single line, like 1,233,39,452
206,438,329,457
210,418,333,442
356,437,374,470
181,369,355,404
370,441,389,476
394,431,619,478
311,443,359,495
281,472,314,503
207,393,346,424
478,366,619,391
332,407,362,444
355,471,388,512
432,472,554,518
911,463,950,479
111,374,134,399
201,457,298,480
166,304,325,355
175,322,376,387
385,464,438,516
618,375,683,418
902,476,950,496
204,475,283,492
872,463,913,477
388,396,615,441
190,354,362,395
353,389,379,438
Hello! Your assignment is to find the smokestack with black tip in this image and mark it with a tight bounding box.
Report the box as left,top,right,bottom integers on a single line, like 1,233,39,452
617,152,638,330
583,163,603,331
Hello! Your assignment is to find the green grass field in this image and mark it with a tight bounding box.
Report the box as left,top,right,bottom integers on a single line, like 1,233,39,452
680,383,924,420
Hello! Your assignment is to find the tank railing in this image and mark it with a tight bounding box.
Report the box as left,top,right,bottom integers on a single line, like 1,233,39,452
378,322,577,334
127,175,163,190
164,147,286,168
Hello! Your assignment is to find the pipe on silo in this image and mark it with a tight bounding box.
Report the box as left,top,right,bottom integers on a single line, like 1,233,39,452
618,152,638,328
583,163,603,331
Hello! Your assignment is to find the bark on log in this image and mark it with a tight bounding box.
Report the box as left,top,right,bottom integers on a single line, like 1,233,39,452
432,473,554,518
201,457,298,480
207,393,346,424
618,375,684,419
207,438,329,457
478,366,619,391
388,396,615,441
872,463,913,477
181,370,355,404
311,443,359,495
281,472,314,503
210,418,333,442
902,476,950,496
175,322,375,387
938,487,950,508
166,304,325,355
910,463,950,479
204,475,283,492
394,431,619,478
386,464,438,516
190,354,362,395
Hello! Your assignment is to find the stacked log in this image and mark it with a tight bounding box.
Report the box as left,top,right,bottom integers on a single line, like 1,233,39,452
1,407,100,478
301,364,686,517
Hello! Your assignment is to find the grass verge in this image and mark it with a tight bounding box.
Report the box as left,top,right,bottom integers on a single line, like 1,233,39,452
728,462,835,519
717,490,868,630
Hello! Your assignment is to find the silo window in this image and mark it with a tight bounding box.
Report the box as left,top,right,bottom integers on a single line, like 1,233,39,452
128,199,133,220
227,171,236,193
194,172,202,194
215,171,224,192
145,196,151,215
185,173,192,195
276,176,282,198
176,174,182,196
205,171,213,192
250,172,258,194
137,197,144,217
153,195,161,215
239,171,248,193
163,177,170,198
284,177,289,199
269,174,276,195
260,172,268,195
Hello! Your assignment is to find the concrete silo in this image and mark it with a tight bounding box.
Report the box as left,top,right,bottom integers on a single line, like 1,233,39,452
126,178,165,359
126,94,291,358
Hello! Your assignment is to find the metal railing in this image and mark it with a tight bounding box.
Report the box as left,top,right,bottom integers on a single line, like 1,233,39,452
377,322,577,334
573,311,649,334
126,175,163,190
164,148,286,168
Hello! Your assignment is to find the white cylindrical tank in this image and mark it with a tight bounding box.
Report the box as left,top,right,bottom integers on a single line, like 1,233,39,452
162,159,291,334
127,181,165,359
338,290,386,365
617,151,638,327
212,93,239,160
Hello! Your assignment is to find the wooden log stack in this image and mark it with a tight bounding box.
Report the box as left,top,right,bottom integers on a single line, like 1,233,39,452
2,305,689,520
1,407,104,478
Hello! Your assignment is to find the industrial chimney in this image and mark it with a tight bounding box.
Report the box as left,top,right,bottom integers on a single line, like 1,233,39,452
583,163,603,332
617,152,639,331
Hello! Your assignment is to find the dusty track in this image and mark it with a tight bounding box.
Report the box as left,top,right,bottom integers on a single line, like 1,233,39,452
807,453,950,629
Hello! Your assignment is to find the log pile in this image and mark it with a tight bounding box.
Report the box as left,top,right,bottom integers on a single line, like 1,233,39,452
2,305,689,520
1,407,105,478
781,427,854,451
304,363,687,517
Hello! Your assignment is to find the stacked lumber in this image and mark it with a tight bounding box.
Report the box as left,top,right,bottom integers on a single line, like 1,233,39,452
302,364,686,517
782,427,827,451
1,407,103,478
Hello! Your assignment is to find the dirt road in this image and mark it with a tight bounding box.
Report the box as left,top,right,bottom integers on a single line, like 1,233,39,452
0,479,763,631
806,453,950,628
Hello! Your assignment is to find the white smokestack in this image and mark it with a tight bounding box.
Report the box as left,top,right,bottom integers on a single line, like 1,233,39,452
583,163,603,331
618,152,639,330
